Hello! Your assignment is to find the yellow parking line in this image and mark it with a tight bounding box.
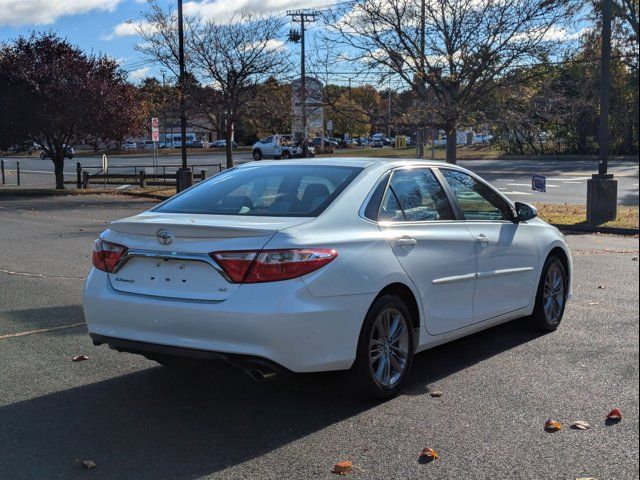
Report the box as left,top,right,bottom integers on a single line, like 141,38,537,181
0,322,86,340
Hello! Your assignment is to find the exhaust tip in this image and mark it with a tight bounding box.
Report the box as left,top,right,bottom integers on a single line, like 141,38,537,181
245,368,277,382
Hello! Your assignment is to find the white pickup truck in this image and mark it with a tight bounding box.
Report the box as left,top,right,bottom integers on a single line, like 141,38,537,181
251,134,306,160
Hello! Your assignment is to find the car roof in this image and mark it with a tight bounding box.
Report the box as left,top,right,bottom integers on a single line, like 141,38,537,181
238,157,460,170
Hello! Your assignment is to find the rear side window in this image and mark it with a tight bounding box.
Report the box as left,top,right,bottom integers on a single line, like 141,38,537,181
440,169,513,221
379,168,455,222
155,165,362,217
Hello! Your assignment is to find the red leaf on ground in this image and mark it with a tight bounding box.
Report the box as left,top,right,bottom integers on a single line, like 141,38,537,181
544,419,562,432
332,461,353,475
418,447,439,463
607,408,622,421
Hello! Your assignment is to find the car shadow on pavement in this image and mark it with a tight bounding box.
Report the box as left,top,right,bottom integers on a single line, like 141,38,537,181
0,319,543,480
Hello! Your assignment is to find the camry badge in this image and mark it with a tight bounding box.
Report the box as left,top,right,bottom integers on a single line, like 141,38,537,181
156,229,174,246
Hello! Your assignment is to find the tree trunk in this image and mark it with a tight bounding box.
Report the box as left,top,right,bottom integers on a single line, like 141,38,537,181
445,125,457,164
53,154,65,189
225,122,233,170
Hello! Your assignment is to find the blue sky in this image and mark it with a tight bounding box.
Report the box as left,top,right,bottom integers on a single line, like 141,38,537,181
0,0,323,81
0,1,159,78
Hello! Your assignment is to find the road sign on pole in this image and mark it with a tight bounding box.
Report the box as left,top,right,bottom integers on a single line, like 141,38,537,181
532,174,546,193
151,117,160,142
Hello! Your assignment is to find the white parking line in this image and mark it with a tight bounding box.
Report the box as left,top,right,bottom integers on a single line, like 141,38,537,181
499,191,532,195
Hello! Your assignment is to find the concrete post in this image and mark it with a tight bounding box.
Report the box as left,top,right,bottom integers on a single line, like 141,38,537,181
587,175,617,224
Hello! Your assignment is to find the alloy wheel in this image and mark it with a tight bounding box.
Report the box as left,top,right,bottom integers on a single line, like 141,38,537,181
543,263,565,324
368,307,410,387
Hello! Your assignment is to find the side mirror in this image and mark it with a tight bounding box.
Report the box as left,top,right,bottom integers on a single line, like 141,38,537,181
515,202,537,222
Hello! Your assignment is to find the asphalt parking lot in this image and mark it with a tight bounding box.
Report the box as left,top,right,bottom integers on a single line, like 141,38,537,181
0,194,638,480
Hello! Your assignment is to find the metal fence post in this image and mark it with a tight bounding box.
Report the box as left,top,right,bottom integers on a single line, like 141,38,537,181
16,161,20,186
200,170,206,181
1,159,4,185
76,162,82,189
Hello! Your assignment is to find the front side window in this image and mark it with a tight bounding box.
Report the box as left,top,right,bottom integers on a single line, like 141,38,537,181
440,169,513,221
155,165,362,217
379,168,455,222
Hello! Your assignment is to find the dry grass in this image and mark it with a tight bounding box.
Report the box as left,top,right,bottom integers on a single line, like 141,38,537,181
536,203,639,230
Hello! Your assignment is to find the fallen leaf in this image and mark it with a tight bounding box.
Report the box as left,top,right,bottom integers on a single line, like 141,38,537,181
570,421,591,430
588,301,600,306
76,460,97,469
632,257,638,261
597,285,606,289
332,461,353,475
606,408,622,423
72,355,89,362
544,419,562,432
429,389,443,398
418,447,439,463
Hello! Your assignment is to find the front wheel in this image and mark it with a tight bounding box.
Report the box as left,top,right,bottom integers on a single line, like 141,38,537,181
531,255,567,331
351,295,414,400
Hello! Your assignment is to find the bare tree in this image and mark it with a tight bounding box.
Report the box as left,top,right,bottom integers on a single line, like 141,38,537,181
188,12,288,167
136,3,287,168
324,0,576,163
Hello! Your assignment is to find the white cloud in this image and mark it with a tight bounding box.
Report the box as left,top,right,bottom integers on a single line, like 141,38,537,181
102,20,149,40
183,0,328,22
0,0,122,27
129,66,151,81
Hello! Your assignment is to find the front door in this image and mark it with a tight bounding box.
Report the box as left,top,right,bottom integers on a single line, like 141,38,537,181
439,169,539,323
377,168,477,335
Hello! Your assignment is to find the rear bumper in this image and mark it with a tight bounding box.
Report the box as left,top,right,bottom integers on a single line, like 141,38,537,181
90,333,290,377
83,269,374,372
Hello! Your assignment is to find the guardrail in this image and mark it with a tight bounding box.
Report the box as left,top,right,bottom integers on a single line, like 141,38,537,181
0,158,21,186
72,162,223,189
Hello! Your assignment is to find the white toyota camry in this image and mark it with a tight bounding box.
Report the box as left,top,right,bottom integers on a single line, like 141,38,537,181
84,158,572,398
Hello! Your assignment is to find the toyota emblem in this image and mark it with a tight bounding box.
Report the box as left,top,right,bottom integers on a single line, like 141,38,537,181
156,229,174,246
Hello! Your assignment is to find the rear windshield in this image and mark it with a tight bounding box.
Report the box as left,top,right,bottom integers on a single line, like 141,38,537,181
155,165,363,217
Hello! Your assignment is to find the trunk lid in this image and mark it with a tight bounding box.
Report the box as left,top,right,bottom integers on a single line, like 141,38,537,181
103,212,311,301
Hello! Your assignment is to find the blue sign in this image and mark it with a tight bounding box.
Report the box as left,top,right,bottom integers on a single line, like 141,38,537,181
532,174,546,192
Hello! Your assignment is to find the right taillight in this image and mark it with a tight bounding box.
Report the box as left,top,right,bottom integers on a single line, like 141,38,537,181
92,239,128,273
211,248,338,283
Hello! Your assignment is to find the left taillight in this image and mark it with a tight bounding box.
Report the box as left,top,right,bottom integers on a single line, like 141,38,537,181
92,239,128,273
211,248,338,283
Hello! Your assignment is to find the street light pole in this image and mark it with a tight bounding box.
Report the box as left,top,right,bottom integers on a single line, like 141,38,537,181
176,0,192,192
587,0,617,223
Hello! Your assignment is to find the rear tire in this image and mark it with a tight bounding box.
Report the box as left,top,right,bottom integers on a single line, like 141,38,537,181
531,254,567,332
351,294,414,400
252,149,262,161
281,150,291,159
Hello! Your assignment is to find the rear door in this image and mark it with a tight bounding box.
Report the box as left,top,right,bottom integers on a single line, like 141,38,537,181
439,168,539,323
376,168,477,335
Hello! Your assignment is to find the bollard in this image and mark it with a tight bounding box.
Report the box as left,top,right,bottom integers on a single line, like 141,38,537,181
82,171,90,189
1,159,4,185
139,171,146,188
76,162,82,189
16,161,20,186
200,169,206,181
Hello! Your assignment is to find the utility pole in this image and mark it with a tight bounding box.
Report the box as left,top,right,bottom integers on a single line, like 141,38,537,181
387,80,392,139
287,10,318,158
161,69,167,149
176,0,192,192
587,0,617,223
417,0,426,158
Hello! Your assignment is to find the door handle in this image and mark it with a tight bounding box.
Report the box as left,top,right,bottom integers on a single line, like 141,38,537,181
395,236,417,247
475,234,491,246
